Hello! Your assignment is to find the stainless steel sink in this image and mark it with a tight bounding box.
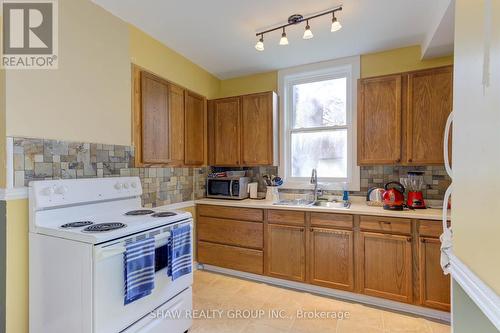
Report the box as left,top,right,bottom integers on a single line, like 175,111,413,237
273,199,350,209
273,199,314,207
313,200,350,209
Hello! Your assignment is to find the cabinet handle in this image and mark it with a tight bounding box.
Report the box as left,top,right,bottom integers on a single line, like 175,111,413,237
408,158,413,163
396,158,401,163
381,221,391,225
300,228,304,232
407,237,412,242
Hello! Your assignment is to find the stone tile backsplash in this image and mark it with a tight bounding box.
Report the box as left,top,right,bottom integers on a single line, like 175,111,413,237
212,165,450,201
12,137,206,208
13,137,451,207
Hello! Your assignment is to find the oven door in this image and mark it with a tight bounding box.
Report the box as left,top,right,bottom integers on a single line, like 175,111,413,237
92,220,193,333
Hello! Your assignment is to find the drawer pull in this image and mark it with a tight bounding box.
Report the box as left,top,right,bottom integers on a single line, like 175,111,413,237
382,221,391,225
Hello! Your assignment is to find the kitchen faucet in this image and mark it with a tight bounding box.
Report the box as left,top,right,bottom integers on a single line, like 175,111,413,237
310,168,319,202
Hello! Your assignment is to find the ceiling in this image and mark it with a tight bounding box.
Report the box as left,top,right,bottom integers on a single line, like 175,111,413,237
94,0,454,79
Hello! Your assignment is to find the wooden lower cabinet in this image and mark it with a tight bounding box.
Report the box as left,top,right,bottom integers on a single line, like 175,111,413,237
196,205,450,312
267,224,306,282
309,227,354,291
198,241,263,275
359,231,413,303
419,237,451,311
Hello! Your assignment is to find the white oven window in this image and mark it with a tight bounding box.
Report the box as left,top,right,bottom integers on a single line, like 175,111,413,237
278,56,360,191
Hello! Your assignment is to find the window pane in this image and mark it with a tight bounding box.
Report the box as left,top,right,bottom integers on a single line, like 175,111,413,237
291,130,347,178
293,77,347,128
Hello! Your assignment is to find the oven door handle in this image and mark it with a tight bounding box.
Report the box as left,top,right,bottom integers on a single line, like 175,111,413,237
229,180,234,197
95,245,126,261
95,232,172,261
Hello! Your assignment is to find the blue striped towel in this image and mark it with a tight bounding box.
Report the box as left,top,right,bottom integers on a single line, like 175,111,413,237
169,224,192,281
124,237,156,305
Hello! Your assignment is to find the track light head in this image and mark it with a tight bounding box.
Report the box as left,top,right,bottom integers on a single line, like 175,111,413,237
303,20,314,39
331,14,342,32
255,35,264,51
279,28,289,45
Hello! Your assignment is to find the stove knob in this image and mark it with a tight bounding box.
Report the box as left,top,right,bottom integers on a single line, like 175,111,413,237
123,183,130,189
41,187,54,196
114,182,122,190
55,186,67,195
130,182,137,189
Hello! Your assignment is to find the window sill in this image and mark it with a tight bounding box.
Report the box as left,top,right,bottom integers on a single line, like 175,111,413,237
280,180,360,192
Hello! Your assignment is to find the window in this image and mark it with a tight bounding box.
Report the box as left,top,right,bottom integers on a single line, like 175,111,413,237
279,57,360,190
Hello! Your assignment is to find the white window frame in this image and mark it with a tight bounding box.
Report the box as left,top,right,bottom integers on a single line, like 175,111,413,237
278,56,360,191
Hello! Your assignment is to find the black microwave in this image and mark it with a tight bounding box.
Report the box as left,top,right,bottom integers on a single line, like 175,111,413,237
206,177,250,200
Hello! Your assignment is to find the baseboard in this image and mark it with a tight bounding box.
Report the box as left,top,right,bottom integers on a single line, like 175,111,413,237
199,264,451,323
450,253,500,331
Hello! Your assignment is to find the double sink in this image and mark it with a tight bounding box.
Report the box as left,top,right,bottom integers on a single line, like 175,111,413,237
273,199,351,209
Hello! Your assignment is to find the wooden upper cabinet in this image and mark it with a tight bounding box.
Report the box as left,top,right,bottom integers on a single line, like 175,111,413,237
419,237,451,311
184,91,206,166
406,66,453,164
208,98,241,166
241,92,277,165
208,92,278,167
359,231,413,303
309,227,354,291
267,224,306,282
133,65,207,167
168,84,185,165
358,74,402,165
140,72,170,164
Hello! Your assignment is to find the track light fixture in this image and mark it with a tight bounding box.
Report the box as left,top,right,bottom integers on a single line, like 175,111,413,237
254,5,342,50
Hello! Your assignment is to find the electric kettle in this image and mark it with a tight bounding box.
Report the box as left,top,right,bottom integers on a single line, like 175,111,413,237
382,182,405,211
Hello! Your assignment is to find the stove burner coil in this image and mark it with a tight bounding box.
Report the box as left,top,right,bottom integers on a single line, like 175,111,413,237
151,212,178,218
125,210,155,216
83,223,126,232
61,221,94,228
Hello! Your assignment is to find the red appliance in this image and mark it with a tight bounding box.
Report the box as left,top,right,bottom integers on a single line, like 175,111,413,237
383,182,405,211
407,191,426,209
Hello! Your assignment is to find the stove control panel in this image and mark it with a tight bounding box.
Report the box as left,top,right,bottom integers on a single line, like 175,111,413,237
31,177,143,210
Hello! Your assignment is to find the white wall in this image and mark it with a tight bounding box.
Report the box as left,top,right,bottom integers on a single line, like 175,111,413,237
5,0,131,145
452,0,500,293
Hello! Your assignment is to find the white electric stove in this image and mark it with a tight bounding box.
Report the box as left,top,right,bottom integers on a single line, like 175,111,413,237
29,177,193,333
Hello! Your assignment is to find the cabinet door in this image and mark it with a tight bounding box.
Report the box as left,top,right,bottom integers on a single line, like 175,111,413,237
184,91,206,166
208,98,241,166
419,237,451,311
168,84,185,165
141,72,170,164
406,66,453,164
241,92,274,165
309,228,354,291
359,232,413,303
267,224,305,282
358,75,402,165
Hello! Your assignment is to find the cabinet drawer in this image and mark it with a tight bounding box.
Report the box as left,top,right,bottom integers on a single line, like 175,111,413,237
310,213,353,229
198,241,263,275
360,216,411,235
268,210,305,226
197,205,263,222
198,217,263,249
419,220,449,238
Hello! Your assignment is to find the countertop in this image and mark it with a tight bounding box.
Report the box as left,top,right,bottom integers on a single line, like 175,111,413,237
195,197,450,221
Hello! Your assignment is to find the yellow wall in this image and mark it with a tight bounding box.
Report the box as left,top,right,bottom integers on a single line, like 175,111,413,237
215,46,453,98
360,45,453,78
218,71,277,98
5,0,131,146
5,199,28,333
129,25,220,99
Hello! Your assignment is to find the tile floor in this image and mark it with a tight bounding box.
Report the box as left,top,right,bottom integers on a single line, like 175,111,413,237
190,270,450,333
